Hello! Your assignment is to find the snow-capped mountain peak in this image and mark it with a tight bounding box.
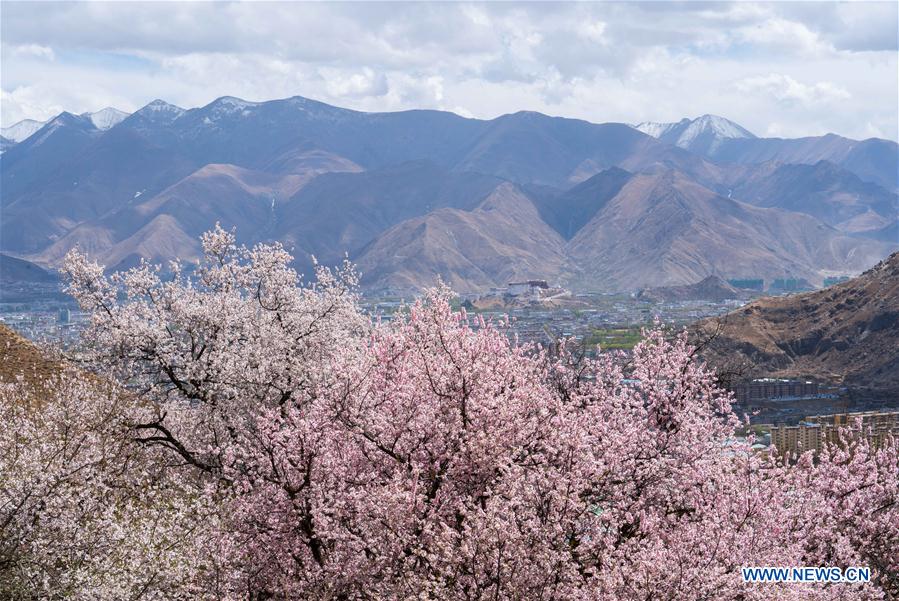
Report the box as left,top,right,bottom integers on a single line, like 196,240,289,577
201,96,261,123
3,107,130,144
129,100,187,127
634,114,755,153
137,99,186,116
634,118,689,140
684,114,755,141
1,118,48,143
210,96,259,110
14,112,94,149
83,107,130,130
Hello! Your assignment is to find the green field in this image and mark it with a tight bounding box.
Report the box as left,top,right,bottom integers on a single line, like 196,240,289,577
582,327,644,350
734,424,772,437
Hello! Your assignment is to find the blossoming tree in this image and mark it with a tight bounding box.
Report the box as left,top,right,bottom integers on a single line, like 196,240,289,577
10,225,892,599
0,369,224,600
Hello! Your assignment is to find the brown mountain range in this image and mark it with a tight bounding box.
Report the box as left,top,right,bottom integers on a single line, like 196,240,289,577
355,183,571,292
354,169,892,292
4,96,897,292
695,252,899,395
27,165,896,293
565,170,891,291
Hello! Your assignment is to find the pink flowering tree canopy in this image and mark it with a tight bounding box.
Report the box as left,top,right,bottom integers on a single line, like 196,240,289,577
2,225,894,599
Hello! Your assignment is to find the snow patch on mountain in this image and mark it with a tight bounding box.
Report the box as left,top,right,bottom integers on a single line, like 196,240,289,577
138,100,186,117
129,100,187,128
634,115,755,152
4,108,130,142
681,115,755,143
1,119,47,143
84,107,130,130
213,96,259,111
201,96,261,123
283,95,358,122
634,119,687,139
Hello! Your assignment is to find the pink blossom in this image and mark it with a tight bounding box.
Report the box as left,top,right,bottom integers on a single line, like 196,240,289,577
5,228,891,599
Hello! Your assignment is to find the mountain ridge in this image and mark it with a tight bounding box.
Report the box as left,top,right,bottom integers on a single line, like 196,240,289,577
695,252,899,394
1,107,130,144
635,114,756,155
3,94,897,292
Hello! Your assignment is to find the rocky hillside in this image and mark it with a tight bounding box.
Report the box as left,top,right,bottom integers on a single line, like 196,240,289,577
637,275,744,303
355,183,571,292
0,324,62,387
695,252,899,394
565,170,890,291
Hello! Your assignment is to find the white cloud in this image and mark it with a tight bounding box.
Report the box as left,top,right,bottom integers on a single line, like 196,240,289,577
577,20,608,44
1,86,64,124
735,74,851,108
0,2,895,141
323,68,389,100
736,17,833,57
12,44,55,60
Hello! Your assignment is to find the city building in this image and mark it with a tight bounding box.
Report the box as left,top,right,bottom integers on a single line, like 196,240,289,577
733,378,819,403
728,278,764,291
823,276,850,287
768,421,825,456
507,280,549,297
767,410,899,458
805,410,899,449
769,278,813,293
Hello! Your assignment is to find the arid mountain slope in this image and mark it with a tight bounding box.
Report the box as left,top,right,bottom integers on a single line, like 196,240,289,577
356,183,570,292
358,171,893,292
636,275,744,303
695,252,899,393
727,160,897,233
272,162,504,271
35,163,312,269
450,112,708,187
31,165,895,293
702,134,898,192
567,171,892,290
534,167,633,239
0,324,62,387
2,121,199,254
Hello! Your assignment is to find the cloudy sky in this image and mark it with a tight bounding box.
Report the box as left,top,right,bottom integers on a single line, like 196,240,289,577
2,1,897,140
